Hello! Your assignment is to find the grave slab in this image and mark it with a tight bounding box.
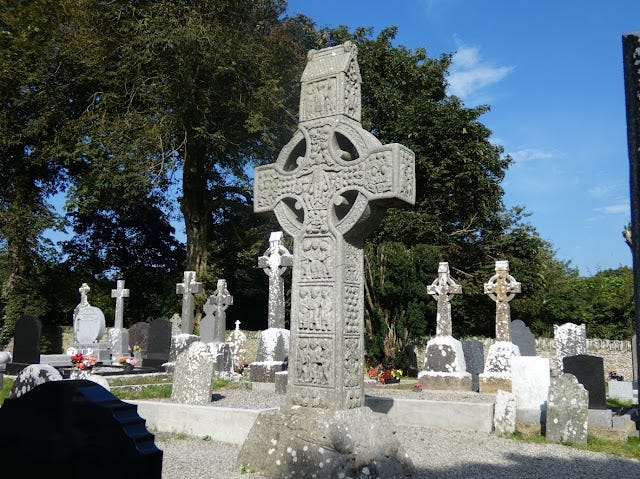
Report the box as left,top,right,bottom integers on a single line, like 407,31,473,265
563,354,607,409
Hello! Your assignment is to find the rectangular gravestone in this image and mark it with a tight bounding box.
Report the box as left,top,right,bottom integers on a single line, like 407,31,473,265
171,341,216,405
7,316,42,375
608,380,634,402
510,319,536,356
511,356,550,430
563,354,607,410
129,321,150,359
546,373,588,444
144,319,172,369
462,339,484,392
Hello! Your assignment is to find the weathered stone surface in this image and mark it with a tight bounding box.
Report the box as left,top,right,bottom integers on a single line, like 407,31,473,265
253,41,415,410
110,279,129,330
259,231,293,329
9,364,62,399
201,279,233,344
546,373,588,444
243,41,415,477
236,406,411,479
427,262,461,337
479,341,521,392
554,322,586,371
484,260,521,342
171,341,215,405
176,271,203,335
494,389,516,435
227,320,247,371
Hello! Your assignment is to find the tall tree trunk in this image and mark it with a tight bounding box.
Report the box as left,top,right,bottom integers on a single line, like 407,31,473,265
181,134,211,287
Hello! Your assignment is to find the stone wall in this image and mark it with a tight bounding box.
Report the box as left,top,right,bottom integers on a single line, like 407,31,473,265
414,337,633,381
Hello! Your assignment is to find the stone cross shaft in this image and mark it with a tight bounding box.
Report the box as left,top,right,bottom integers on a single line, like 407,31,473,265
427,262,462,337
111,279,130,330
254,42,415,410
484,260,521,342
212,279,233,343
258,231,293,329
176,271,203,335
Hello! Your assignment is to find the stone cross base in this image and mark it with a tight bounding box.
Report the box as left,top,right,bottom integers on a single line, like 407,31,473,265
422,335,468,373
418,372,472,392
478,374,512,394
249,361,287,383
237,406,413,478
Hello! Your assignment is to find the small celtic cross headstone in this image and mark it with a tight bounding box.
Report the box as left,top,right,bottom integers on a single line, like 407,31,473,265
484,260,521,342
111,279,129,330
203,279,234,344
253,42,415,410
258,231,293,329
176,271,203,335
427,262,462,337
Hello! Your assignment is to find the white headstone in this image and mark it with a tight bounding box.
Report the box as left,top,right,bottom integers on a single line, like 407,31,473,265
511,356,550,424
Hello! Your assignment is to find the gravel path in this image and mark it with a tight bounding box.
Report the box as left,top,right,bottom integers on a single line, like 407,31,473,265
153,386,640,479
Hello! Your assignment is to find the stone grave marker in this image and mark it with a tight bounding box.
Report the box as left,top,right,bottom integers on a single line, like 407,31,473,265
493,389,516,435
563,354,607,410
462,339,484,392
238,41,415,478
479,260,521,393
201,279,234,375
546,373,588,444
8,364,62,399
6,315,41,374
0,379,162,477
226,320,247,373
108,279,130,360
511,356,550,433
419,262,471,391
176,270,203,335
554,322,586,372
171,341,216,405
511,319,536,356
251,232,293,382
144,318,172,369
72,283,110,361
258,230,293,329
128,321,150,358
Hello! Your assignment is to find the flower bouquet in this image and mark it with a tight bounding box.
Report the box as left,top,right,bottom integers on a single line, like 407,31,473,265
378,368,403,384
118,356,138,372
70,351,97,378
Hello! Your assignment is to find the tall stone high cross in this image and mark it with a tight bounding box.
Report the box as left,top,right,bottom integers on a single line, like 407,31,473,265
254,42,415,409
484,260,521,342
258,231,293,329
427,262,462,337
111,279,129,330
176,271,203,335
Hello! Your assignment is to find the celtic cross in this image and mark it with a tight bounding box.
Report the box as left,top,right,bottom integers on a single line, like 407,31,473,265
258,231,293,329
254,42,415,410
176,271,203,335
427,262,462,337
484,260,521,342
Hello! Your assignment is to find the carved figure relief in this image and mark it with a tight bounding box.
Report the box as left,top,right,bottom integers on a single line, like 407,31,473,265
300,237,333,279
298,286,334,332
296,337,332,386
363,152,393,193
292,388,328,408
344,389,362,409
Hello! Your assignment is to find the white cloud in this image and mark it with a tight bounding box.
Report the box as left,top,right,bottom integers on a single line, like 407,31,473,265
447,46,514,100
508,148,553,163
595,203,630,215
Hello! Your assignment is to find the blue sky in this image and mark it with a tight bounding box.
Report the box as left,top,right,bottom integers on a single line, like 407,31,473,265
286,0,640,275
